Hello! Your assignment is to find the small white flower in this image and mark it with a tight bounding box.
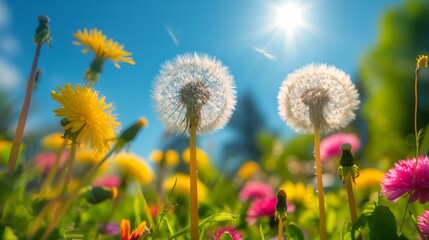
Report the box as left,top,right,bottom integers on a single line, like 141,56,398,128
153,53,236,134
278,63,360,134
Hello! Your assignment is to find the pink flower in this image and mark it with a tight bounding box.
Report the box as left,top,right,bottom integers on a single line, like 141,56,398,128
35,151,69,173
320,133,360,161
246,197,295,225
212,226,243,240
381,156,429,203
239,181,275,202
418,211,429,239
99,222,120,235
93,175,122,188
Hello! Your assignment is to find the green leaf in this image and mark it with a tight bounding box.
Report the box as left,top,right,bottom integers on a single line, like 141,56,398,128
287,222,304,240
167,213,238,240
164,218,175,236
343,201,376,240
368,205,399,240
2,198,33,238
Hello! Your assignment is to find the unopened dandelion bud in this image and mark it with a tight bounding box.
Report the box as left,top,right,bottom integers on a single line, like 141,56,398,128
115,117,148,150
337,143,359,184
275,189,288,222
81,186,118,204
34,15,52,46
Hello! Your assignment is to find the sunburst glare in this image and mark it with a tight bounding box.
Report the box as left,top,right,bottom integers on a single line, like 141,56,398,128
266,0,317,49
275,2,303,33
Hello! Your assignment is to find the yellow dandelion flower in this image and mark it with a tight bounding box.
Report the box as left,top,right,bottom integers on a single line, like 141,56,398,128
149,149,179,167
355,168,385,189
182,147,210,168
162,173,208,202
417,55,428,69
73,28,135,85
165,149,180,167
75,148,102,165
113,152,154,185
236,161,260,180
41,132,71,150
0,140,12,165
51,84,120,156
279,181,316,209
150,150,163,164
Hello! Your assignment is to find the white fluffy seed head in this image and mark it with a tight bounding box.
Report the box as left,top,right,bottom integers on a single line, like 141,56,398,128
277,63,360,134
153,53,237,135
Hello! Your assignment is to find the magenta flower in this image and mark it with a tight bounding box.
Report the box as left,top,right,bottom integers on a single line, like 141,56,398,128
99,222,120,236
212,226,243,240
246,197,295,225
93,175,122,188
239,181,275,202
381,156,429,203
418,210,429,239
320,132,360,161
35,151,69,173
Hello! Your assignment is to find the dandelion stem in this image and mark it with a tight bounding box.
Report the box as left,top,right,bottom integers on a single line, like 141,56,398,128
61,143,77,194
346,177,361,240
41,140,67,195
189,122,199,240
399,67,421,234
30,147,117,239
278,218,284,240
314,127,326,240
6,43,42,180
346,178,358,223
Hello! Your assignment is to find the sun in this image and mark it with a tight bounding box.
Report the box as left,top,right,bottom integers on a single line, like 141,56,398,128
275,2,303,33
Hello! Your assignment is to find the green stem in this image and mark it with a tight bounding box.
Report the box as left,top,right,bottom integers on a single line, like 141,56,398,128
6,43,42,180
278,218,284,240
314,127,326,240
60,144,77,194
41,141,67,195
346,177,361,240
399,68,421,234
189,123,199,240
29,147,117,239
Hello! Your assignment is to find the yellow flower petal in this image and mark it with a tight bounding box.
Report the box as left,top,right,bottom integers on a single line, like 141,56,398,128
51,84,120,156
182,147,210,168
236,161,260,180
113,152,154,185
73,28,134,67
162,173,208,202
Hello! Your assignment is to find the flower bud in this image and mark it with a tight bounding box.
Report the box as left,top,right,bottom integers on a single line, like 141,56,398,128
114,118,147,151
275,189,288,222
34,15,52,46
337,143,359,184
81,186,118,204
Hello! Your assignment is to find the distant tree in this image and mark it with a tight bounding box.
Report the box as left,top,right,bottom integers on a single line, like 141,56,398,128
220,91,265,174
359,0,429,163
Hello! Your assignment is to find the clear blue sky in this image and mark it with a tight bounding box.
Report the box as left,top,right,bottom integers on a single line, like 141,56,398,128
0,0,402,160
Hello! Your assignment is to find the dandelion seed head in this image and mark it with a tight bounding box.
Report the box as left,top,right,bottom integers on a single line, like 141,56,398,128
153,53,236,134
278,63,360,133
